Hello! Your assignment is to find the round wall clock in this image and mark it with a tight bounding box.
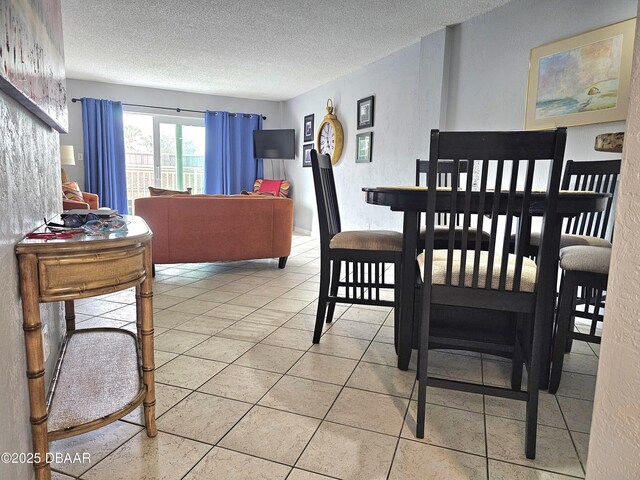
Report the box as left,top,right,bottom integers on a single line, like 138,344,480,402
316,98,344,165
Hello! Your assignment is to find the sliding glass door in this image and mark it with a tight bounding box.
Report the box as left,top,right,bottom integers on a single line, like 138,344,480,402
124,112,205,212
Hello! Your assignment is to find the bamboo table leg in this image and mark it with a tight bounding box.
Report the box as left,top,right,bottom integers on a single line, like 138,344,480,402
139,241,157,437
19,254,51,480
64,300,76,332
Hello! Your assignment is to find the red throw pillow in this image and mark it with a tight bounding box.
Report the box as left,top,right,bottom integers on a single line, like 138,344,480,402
257,179,283,196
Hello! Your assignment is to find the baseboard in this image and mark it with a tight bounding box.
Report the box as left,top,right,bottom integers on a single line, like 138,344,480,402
293,226,313,236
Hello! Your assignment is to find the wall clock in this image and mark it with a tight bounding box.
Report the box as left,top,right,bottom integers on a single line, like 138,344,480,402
316,98,344,164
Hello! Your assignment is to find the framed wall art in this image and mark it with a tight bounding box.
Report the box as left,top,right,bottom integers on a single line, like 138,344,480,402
525,18,636,130
357,96,374,129
303,143,313,167
0,0,68,132
356,132,372,163
304,114,314,142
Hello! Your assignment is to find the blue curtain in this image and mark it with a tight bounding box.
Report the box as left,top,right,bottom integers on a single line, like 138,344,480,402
204,111,262,194
81,98,128,213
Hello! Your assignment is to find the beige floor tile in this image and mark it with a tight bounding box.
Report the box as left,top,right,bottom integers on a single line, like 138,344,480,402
264,297,311,313
234,344,305,373
373,325,395,344
155,355,227,389
184,447,291,480
485,393,565,429
166,286,210,299
123,383,191,425
389,439,487,480
51,421,142,477
157,392,251,444
194,289,244,305
152,294,186,309
186,336,255,363
227,293,274,308
340,306,389,324
284,313,321,331
297,422,397,480
411,386,484,413
216,320,277,342
103,288,137,304
152,310,197,329
198,364,281,403
101,304,138,322
427,351,483,383
261,327,315,350
150,282,179,294
249,285,292,297
52,472,75,480
216,281,259,293
152,350,178,369
301,302,348,318
557,396,593,433
76,317,128,329
242,308,296,326
327,387,408,436
559,353,599,376
486,416,583,477
288,352,357,385
168,299,221,315
287,469,334,480
555,372,597,401
81,430,210,480
219,406,320,465
402,401,486,456
154,330,210,354
347,361,415,398
174,316,236,335
75,299,121,316
280,288,318,302
362,341,399,367
310,334,370,360
488,459,578,479
203,303,256,320
258,375,341,419
570,431,589,468
326,319,380,340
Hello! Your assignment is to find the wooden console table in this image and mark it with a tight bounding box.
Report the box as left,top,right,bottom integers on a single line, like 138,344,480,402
16,215,157,480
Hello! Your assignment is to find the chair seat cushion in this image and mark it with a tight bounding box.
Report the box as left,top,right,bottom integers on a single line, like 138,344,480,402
330,230,403,251
559,246,611,274
516,231,612,249
417,249,537,292
420,226,491,241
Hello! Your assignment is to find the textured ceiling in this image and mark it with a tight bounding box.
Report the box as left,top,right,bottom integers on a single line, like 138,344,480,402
61,0,512,101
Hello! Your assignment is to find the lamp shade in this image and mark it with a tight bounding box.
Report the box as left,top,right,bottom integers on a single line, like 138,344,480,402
60,145,76,166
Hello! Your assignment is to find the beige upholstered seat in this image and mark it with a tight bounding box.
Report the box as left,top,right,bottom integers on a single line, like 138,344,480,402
417,249,537,292
517,231,611,249
559,245,611,274
330,230,403,251
420,226,491,241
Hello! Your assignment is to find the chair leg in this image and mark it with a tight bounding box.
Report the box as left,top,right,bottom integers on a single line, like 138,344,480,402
313,258,331,344
525,313,544,459
278,256,288,269
416,285,432,439
325,260,342,324
511,315,524,391
393,258,402,354
549,272,577,394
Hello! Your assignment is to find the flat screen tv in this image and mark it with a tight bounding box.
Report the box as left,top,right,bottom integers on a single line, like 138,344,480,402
253,129,295,159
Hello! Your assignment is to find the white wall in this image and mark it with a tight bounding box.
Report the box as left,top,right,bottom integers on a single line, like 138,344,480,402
0,93,64,480
587,2,640,476
283,0,635,234
62,79,284,190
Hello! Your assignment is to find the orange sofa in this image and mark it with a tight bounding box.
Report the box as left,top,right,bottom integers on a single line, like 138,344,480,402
134,195,294,268
63,191,99,210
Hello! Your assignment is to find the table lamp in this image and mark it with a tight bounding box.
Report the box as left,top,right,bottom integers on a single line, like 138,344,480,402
60,145,75,183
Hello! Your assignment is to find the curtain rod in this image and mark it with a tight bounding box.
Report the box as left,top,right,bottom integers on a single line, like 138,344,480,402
70,98,267,120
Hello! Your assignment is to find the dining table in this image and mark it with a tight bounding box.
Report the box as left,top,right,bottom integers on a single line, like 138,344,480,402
362,186,610,388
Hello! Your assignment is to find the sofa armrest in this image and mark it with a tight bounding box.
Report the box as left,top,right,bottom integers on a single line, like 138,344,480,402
63,199,90,210
82,192,100,209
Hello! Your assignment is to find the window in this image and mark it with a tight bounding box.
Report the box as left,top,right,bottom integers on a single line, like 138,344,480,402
123,112,205,212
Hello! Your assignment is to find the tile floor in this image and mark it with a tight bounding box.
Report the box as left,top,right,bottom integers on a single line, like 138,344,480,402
50,235,600,480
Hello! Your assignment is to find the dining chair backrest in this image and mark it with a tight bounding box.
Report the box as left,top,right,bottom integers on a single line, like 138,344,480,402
561,159,621,241
416,159,468,225
310,149,342,249
423,129,567,295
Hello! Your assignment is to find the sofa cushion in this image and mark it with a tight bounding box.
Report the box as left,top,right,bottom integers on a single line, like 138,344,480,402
62,182,84,202
330,231,403,251
559,245,611,274
148,186,192,196
253,179,290,198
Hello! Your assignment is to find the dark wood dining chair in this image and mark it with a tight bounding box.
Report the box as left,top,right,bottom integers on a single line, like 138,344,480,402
415,159,490,250
549,245,610,393
415,128,567,459
310,149,402,345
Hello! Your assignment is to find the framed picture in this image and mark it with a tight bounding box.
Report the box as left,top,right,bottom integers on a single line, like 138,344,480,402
0,0,68,132
356,132,373,163
304,114,314,142
303,143,313,167
525,18,636,130
357,96,374,129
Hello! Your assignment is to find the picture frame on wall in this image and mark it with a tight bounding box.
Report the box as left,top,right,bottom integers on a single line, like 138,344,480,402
356,132,372,163
525,18,636,130
304,114,314,142
303,143,313,167
357,96,374,129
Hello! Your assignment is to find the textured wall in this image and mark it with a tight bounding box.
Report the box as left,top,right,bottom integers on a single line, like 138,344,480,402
586,3,640,477
0,91,64,480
